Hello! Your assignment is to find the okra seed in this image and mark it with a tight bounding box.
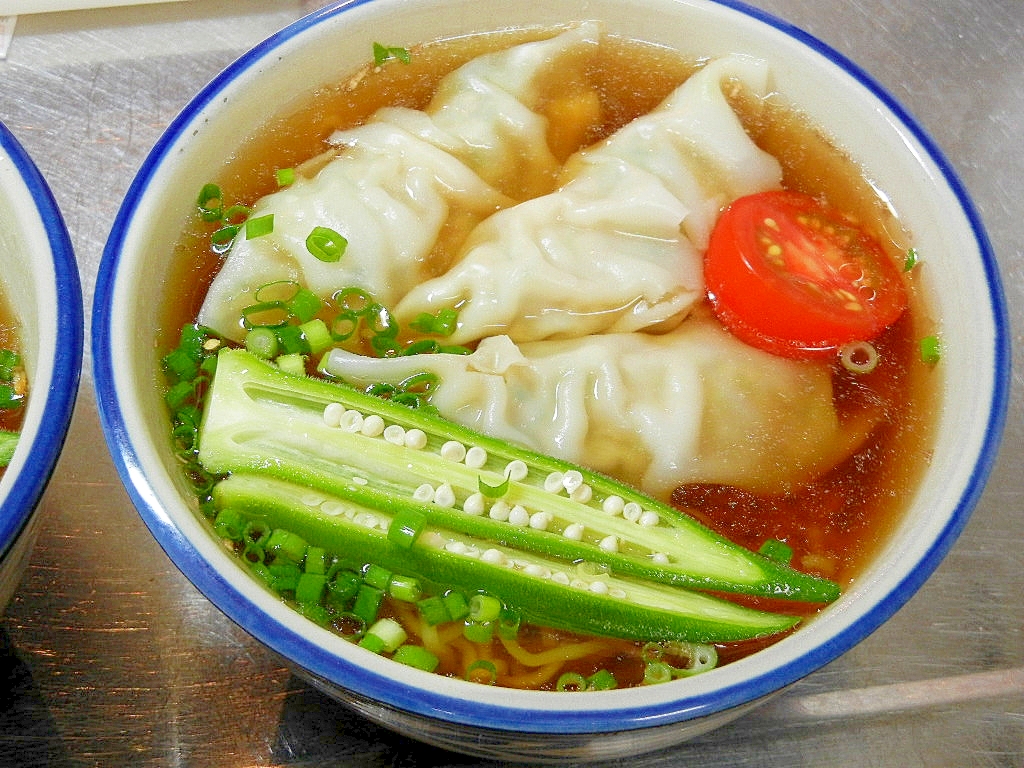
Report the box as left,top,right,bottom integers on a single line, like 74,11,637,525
481,548,506,566
440,440,466,462
352,476,368,486
320,500,345,516
543,471,564,493
464,445,488,468
589,580,609,595
610,588,628,599
570,484,593,503
462,492,486,516
361,414,385,437
570,578,589,590
623,502,643,522
383,424,405,445
551,571,570,585
339,409,364,432
602,495,625,515
434,483,457,508
639,510,661,527
445,541,468,555
489,501,511,522
599,535,619,553
562,522,585,541
651,552,670,564
413,483,435,502
322,402,345,427
404,428,427,450
508,504,530,526
505,459,528,481
523,563,551,579
529,511,552,530
562,470,584,494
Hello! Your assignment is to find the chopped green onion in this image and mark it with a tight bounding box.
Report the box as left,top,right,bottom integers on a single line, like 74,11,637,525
497,607,521,641
295,572,327,605
333,287,373,312
241,300,290,330
276,325,306,355
275,352,306,377
245,213,274,239
758,538,794,565
410,307,459,337
213,508,247,541
0,429,20,467
465,659,498,685
462,619,494,644
839,341,879,375
392,644,440,672
587,669,618,691
442,591,470,621
244,327,279,360
362,564,393,590
373,42,412,66
276,167,295,187
417,596,450,626
332,612,367,640
643,661,673,685
468,593,502,624
304,546,327,575
388,574,422,603
388,509,427,549
266,528,308,563
288,288,322,323
478,474,510,499
904,248,921,272
196,183,224,221
920,335,942,365
299,319,332,355
360,617,407,653
306,226,347,263
222,204,251,225
210,224,240,254
327,570,362,606
556,672,589,692
241,542,265,565
243,519,272,547
351,583,384,625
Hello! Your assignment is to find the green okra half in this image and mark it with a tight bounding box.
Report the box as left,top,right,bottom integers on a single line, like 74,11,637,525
197,348,840,642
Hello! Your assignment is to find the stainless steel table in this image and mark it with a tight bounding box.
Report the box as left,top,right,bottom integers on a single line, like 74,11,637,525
0,1,1020,765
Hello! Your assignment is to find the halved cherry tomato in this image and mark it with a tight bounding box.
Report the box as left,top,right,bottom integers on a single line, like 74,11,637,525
704,190,908,359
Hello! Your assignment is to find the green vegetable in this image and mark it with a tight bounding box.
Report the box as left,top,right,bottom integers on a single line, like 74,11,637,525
0,429,18,467
195,349,841,644
920,334,942,364
373,42,412,66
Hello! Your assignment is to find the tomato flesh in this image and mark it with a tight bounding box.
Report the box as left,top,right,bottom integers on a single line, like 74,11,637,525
704,190,908,359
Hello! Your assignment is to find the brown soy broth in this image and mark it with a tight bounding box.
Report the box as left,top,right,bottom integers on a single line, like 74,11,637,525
164,29,938,686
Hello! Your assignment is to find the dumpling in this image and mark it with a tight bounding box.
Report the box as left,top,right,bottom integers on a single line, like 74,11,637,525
320,315,868,499
197,23,602,340
395,55,783,345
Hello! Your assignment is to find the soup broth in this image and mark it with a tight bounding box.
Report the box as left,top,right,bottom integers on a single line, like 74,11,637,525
163,28,938,689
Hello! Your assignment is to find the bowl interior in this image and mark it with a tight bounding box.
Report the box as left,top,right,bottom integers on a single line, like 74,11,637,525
93,0,1009,737
0,121,83,565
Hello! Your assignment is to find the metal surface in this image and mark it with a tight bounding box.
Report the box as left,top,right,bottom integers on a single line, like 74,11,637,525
0,1,1021,765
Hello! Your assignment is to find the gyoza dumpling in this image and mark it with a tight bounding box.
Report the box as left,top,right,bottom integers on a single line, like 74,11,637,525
320,315,870,499
197,23,602,340
395,55,783,345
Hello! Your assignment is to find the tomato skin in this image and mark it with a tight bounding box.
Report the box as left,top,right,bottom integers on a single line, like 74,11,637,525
704,190,908,360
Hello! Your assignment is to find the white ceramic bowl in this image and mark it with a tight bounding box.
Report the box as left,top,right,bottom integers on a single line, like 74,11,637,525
0,121,83,613
92,0,1010,761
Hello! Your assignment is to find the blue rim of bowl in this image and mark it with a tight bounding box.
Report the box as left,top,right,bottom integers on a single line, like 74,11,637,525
92,0,1010,734
0,121,83,563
